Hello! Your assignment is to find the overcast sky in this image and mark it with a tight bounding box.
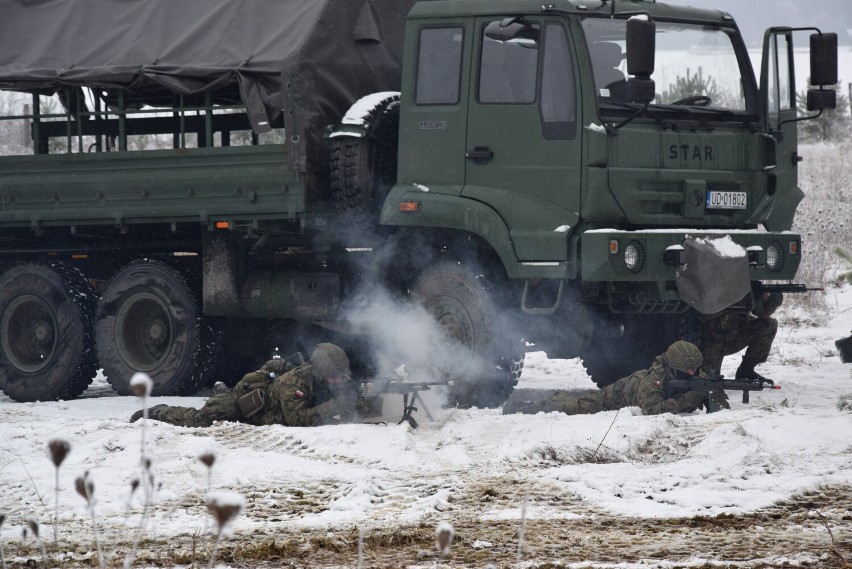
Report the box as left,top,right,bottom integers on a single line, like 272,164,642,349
673,0,852,47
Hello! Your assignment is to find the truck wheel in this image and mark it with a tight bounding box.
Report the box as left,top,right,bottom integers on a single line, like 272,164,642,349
330,94,400,229
95,260,203,396
411,263,522,408
0,262,97,402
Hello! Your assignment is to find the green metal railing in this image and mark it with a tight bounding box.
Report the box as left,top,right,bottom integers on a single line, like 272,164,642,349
0,87,266,155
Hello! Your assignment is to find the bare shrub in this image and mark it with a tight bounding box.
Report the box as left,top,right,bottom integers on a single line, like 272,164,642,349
790,142,852,315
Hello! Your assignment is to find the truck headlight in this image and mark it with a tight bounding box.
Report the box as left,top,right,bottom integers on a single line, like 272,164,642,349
624,241,644,272
766,242,783,271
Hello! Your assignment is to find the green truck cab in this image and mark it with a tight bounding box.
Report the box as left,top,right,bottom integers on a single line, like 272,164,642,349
375,0,836,383
0,0,837,405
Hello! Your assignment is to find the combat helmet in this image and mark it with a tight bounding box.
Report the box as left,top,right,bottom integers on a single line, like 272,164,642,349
310,343,350,380
662,340,702,372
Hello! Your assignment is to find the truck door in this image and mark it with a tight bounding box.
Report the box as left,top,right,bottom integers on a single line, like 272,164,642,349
760,29,802,232
397,24,471,190
463,18,581,261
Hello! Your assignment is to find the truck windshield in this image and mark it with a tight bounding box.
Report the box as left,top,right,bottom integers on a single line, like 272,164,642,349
582,18,752,117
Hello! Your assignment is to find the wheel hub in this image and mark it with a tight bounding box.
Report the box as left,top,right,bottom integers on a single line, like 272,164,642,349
424,296,476,380
1,295,57,372
115,292,173,371
147,319,167,344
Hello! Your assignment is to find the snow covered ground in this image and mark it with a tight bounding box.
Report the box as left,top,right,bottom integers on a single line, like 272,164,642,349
1,284,850,567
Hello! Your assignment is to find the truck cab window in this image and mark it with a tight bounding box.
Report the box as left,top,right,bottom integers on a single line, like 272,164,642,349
478,21,540,104
540,23,576,139
582,18,752,115
416,27,464,105
767,33,793,116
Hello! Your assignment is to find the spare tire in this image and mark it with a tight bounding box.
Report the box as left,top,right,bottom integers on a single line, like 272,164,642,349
330,93,400,229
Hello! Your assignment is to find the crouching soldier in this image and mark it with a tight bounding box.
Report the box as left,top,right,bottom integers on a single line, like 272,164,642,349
130,343,356,427
699,291,783,381
503,341,728,416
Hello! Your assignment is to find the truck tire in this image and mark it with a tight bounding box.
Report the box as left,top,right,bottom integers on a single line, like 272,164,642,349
411,263,522,408
0,262,97,402
95,259,203,396
329,94,400,229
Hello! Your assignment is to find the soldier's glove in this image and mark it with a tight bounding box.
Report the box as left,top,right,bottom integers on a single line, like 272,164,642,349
261,358,293,376
356,396,384,419
315,395,358,423
676,390,707,412
754,292,783,318
706,388,730,411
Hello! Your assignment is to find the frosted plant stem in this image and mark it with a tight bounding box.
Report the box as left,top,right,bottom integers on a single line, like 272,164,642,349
206,528,224,569
86,502,105,569
34,535,47,569
124,486,153,569
357,526,364,569
516,493,528,564
53,468,59,546
140,396,148,458
0,538,6,569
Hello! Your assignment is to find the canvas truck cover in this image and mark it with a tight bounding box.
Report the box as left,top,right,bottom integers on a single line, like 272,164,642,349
0,0,417,173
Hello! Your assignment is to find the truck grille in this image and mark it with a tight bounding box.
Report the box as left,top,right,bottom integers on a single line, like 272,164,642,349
641,201,682,215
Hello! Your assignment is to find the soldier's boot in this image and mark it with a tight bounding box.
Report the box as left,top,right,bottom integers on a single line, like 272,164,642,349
130,404,169,423
502,401,542,415
734,365,772,383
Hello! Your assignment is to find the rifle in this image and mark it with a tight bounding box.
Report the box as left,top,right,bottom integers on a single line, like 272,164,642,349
664,372,781,413
357,378,450,428
752,282,824,294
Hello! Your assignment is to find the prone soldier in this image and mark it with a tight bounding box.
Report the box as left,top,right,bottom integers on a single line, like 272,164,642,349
130,343,356,427
503,341,727,416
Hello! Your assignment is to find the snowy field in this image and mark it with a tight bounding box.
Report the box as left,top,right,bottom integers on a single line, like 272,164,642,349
1,282,850,568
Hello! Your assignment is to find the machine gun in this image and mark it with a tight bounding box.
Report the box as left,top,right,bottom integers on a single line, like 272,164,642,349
357,378,450,428
664,373,781,413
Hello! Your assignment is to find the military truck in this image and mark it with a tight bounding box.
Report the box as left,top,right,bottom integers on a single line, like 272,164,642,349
0,0,837,404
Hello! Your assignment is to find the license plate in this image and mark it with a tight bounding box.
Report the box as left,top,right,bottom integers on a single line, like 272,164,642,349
706,191,747,209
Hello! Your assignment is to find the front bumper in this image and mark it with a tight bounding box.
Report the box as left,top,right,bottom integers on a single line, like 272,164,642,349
581,229,801,283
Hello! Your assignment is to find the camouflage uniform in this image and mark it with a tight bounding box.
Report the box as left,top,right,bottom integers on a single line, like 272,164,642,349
504,341,715,416
699,292,782,378
137,344,355,428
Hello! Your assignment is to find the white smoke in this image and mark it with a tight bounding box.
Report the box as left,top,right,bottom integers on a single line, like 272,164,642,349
340,286,470,383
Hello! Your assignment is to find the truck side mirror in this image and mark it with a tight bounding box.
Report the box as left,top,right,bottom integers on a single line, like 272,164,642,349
626,17,656,104
484,18,539,44
807,32,838,111
810,32,837,86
